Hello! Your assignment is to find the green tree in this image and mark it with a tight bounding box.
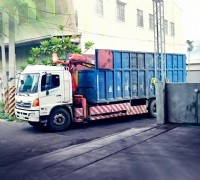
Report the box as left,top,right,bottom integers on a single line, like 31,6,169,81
20,36,94,70
186,40,194,71
0,0,26,86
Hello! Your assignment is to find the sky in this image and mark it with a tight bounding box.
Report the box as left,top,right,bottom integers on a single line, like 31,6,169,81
174,0,200,41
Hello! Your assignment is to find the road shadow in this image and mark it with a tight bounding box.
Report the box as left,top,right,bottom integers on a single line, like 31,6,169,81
21,113,155,133
72,113,154,129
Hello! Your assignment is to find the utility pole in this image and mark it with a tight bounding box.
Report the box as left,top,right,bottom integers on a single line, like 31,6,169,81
0,11,8,89
153,0,166,81
8,12,16,87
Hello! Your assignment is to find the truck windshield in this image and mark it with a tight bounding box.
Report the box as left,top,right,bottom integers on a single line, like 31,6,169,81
18,73,40,94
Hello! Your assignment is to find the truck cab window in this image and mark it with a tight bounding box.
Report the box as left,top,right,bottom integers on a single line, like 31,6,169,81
41,74,60,91
18,73,39,93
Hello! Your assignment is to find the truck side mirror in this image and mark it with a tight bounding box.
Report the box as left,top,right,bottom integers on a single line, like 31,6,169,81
46,90,49,96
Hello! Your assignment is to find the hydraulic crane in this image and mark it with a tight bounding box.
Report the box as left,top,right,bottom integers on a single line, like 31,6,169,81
52,53,95,92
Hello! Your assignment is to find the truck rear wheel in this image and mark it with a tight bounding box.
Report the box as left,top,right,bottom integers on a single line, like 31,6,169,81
149,99,157,118
47,108,71,132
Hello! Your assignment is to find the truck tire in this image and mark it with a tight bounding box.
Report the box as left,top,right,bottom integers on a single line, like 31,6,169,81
47,108,71,132
149,99,157,118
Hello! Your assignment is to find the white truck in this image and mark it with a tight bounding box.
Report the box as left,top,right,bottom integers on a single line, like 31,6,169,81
15,65,74,131
15,62,148,132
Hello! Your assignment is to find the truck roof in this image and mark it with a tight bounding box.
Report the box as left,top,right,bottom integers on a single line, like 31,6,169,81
23,65,68,73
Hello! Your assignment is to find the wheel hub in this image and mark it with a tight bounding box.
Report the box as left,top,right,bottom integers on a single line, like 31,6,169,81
54,114,65,125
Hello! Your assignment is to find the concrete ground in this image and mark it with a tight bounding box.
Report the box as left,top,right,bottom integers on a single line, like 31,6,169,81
1,122,200,180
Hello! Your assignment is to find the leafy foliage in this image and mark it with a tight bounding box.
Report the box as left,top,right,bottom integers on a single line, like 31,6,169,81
40,40,51,55
30,47,40,58
85,41,95,51
150,78,159,88
27,57,36,65
0,101,5,108
20,64,27,70
59,25,65,31
186,40,194,52
24,36,94,68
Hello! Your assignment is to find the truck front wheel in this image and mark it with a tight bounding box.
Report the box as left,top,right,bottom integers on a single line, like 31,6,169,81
47,108,71,132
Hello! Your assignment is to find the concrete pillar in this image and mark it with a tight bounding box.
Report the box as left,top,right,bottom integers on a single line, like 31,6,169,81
155,82,166,124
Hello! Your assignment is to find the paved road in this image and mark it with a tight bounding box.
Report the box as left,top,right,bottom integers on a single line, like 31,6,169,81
0,117,200,180
1,118,200,180
0,114,155,167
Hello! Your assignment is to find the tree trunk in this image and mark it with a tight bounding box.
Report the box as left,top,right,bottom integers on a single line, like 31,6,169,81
188,51,190,71
8,13,16,87
0,34,8,88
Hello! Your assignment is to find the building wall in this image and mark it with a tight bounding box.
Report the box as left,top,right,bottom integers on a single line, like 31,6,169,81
186,63,200,83
186,71,200,83
0,0,184,73
156,83,200,124
1,0,77,43
73,0,184,54
185,39,200,82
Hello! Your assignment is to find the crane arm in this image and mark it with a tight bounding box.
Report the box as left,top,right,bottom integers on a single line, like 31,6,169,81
52,53,95,69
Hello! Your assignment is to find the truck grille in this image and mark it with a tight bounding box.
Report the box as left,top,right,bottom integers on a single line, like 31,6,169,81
16,101,31,109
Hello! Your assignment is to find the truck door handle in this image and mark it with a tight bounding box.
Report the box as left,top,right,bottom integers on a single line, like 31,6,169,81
56,94,61,97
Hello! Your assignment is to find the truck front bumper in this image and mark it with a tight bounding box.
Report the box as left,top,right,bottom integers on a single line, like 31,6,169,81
15,108,40,122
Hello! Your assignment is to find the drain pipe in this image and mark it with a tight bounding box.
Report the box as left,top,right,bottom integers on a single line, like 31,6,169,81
194,89,199,124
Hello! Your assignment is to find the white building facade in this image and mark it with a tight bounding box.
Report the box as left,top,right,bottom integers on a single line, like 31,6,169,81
186,41,200,82
73,0,184,54
0,0,184,71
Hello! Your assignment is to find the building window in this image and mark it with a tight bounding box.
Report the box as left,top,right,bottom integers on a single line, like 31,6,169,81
117,1,125,22
18,3,29,24
164,19,168,35
137,9,143,27
170,22,175,36
149,14,154,30
35,0,46,20
96,0,103,16
55,0,68,14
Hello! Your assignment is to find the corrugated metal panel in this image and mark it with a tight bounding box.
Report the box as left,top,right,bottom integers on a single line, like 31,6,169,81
131,70,138,97
98,71,106,101
166,54,186,82
78,50,186,104
113,52,122,69
114,70,123,99
123,70,131,99
106,71,114,100
122,52,130,69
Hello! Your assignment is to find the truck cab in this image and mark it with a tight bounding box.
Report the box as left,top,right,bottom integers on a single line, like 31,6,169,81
15,65,73,131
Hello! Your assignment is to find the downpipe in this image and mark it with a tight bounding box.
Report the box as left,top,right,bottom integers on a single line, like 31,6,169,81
194,89,199,124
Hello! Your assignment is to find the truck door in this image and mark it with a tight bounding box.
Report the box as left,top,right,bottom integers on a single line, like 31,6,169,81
39,72,63,116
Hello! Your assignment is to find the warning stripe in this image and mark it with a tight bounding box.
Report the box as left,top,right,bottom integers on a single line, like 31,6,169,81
74,108,83,117
4,87,9,114
74,103,147,121
8,86,16,116
90,104,147,120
